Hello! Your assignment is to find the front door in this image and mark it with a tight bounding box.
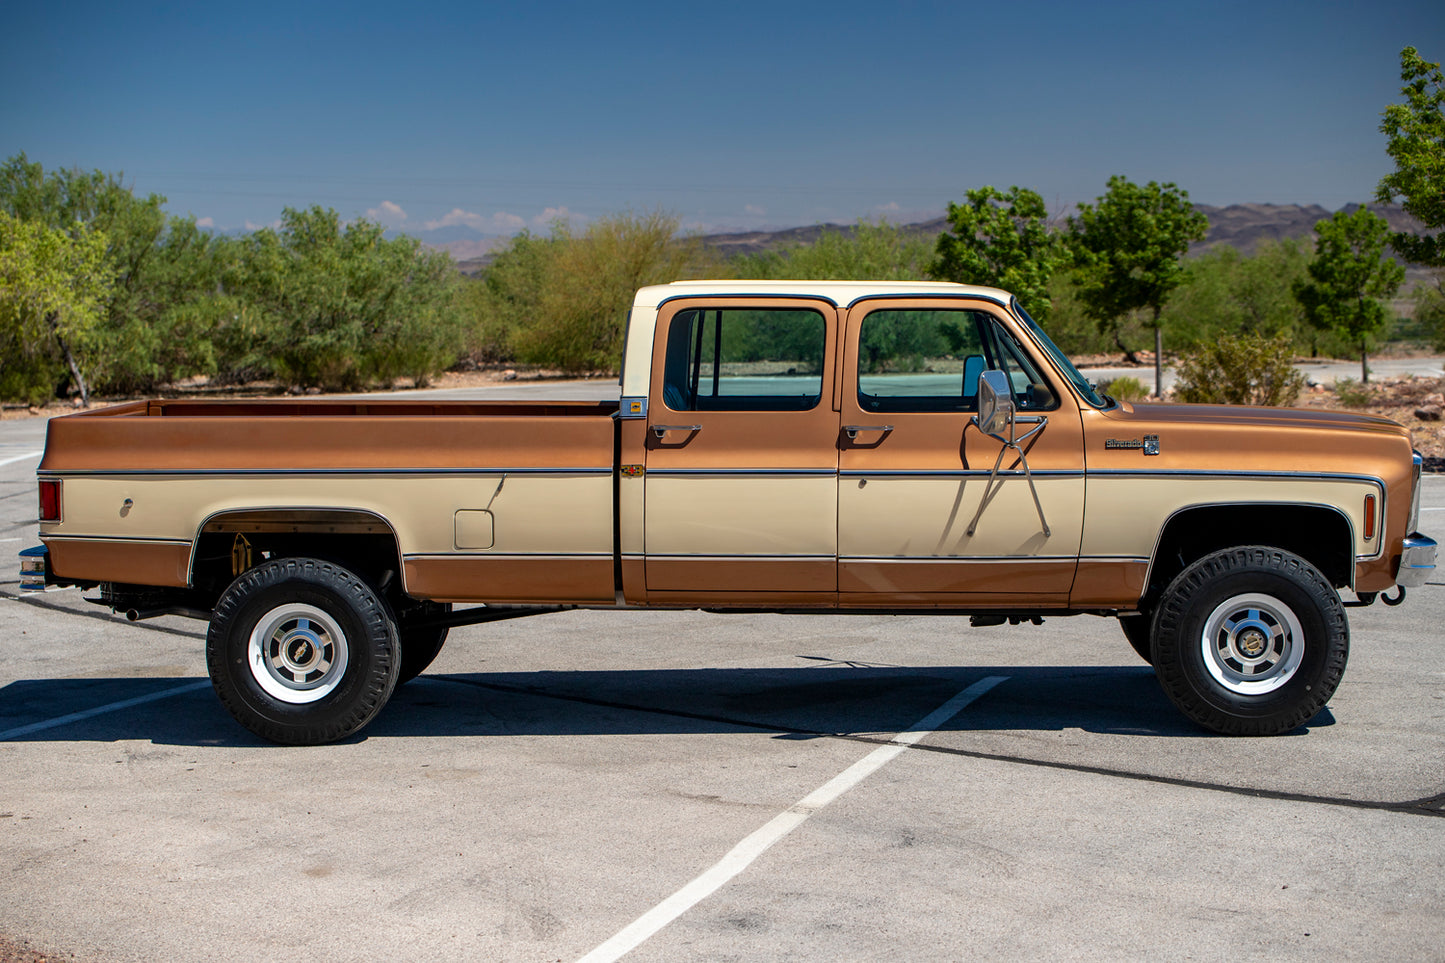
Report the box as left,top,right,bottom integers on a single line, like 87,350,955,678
836,298,1085,606
643,298,841,604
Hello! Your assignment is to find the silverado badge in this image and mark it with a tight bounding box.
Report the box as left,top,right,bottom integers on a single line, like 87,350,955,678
1105,434,1160,455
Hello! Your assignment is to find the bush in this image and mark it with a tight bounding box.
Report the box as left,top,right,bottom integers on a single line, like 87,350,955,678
478,211,715,373
1332,377,1374,408
1098,375,1149,401
225,207,464,390
1173,333,1306,407
731,219,933,281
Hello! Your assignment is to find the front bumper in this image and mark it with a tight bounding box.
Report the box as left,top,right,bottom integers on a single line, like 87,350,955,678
1397,533,1438,588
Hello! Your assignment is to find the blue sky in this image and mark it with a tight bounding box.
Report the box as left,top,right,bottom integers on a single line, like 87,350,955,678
3,1,1441,253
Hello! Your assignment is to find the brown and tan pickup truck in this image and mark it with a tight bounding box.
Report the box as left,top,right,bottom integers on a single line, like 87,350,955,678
20,280,1438,744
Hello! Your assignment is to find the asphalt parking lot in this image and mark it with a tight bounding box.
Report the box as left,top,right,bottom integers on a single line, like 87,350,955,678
2,409,1442,963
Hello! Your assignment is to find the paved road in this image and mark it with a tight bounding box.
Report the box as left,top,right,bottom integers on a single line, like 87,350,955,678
1080,356,1445,395
1,408,1442,962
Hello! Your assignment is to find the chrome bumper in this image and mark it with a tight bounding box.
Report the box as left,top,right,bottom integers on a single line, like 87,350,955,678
1397,533,1438,588
18,545,48,593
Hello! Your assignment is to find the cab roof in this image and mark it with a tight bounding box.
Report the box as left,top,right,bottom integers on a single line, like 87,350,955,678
632,279,1014,310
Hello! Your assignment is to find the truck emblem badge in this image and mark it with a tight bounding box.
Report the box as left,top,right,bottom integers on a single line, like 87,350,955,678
1105,435,1161,455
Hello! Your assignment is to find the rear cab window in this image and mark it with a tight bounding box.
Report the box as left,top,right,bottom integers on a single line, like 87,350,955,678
662,307,826,411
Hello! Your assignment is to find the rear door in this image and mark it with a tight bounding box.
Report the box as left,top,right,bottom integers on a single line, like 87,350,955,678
836,298,1085,606
643,297,840,603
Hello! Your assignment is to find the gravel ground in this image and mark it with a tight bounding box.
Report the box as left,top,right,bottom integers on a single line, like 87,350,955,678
0,936,89,963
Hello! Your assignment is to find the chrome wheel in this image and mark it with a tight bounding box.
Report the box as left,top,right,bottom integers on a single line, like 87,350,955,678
1200,592,1303,695
247,603,350,704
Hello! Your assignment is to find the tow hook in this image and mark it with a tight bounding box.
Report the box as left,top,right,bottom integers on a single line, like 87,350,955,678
1382,586,1407,606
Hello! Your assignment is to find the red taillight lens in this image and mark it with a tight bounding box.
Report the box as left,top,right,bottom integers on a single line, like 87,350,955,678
38,480,60,522
1363,493,1376,541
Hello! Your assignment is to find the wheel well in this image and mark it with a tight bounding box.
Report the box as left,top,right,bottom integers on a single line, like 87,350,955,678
1144,504,1353,606
191,510,405,606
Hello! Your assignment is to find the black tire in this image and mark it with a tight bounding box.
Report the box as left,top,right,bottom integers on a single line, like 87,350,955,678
206,557,400,745
1152,546,1348,735
397,602,451,685
1119,613,1153,665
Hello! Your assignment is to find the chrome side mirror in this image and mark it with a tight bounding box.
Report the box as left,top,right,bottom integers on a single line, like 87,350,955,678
976,369,1014,436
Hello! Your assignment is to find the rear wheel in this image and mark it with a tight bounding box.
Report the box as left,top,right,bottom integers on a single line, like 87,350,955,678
1152,546,1348,735
206,557,399,745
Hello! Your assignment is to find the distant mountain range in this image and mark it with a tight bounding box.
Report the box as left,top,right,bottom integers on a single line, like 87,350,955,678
445,202,1434,276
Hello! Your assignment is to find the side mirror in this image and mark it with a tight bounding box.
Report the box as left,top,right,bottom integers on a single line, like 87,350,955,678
976,368,1015,436
962,354,985,401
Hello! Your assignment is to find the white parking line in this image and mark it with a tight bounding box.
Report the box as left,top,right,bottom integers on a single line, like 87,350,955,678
0,681,211,740
576,674,1009,963
0,450,42,468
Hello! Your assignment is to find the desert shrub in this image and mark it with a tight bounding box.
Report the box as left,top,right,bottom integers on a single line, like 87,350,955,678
1174,333,1306,407
1414,274,1445,351
225,206,463,390
480,211,715,373
1332,377,1374,408
1098,375,1149,401
732,219,933,281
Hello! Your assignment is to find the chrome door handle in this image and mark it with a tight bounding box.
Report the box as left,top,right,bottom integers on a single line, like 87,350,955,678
651,424,702,439
844,424,894,441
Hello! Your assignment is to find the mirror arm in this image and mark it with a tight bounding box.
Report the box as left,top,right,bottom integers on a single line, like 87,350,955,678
966,412,1052,538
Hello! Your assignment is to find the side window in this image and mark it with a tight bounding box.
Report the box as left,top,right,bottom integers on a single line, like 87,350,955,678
980,317,1057,411
662,308,825,411
856,309,988,413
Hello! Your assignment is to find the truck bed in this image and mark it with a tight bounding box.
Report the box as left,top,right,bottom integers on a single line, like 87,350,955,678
40,398,620,472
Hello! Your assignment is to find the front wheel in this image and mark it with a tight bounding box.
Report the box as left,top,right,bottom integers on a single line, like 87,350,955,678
206,557,400,745
1152,546,1348,735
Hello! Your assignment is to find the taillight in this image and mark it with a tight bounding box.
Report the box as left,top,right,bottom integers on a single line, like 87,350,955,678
38,480,60,522
1363,493,1376,541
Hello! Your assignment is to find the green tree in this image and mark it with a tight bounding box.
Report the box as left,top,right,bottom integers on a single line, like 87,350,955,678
731,219,932,281
1163,239,1312,349
1293,207,1405,382
1376,46,1445,266
1414,272,1445,350
226,206,463,390
1067,176,1209,396
477,211,711,372
0,212,112,405
0,153,231,394
929,186,1058,318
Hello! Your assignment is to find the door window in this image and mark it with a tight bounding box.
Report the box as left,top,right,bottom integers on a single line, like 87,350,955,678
662,308,825,411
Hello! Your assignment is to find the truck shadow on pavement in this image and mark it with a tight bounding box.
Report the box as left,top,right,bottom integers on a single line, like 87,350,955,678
0,664,1332,746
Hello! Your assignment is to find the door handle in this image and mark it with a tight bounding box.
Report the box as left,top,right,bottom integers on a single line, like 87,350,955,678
843,424,894,441
651,424,702,439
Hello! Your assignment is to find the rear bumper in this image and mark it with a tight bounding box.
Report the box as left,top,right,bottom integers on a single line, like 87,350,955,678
18,545,49,593
1397,533,1438,588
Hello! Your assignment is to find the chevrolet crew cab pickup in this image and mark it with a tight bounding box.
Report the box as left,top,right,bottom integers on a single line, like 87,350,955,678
21,281,1438,744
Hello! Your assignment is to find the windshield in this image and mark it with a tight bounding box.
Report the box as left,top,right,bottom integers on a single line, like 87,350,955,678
1011,299,1109,408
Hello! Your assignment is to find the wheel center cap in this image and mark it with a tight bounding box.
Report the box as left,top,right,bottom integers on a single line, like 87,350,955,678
287,638,315,665
1237,628,1268,658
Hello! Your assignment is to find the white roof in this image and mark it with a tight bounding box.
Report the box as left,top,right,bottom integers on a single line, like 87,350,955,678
632,279,1013,309
620,280,1017,397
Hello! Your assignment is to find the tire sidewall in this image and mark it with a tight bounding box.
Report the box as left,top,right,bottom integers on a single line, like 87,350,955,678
206,558,399,744
1153,547,1348,733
